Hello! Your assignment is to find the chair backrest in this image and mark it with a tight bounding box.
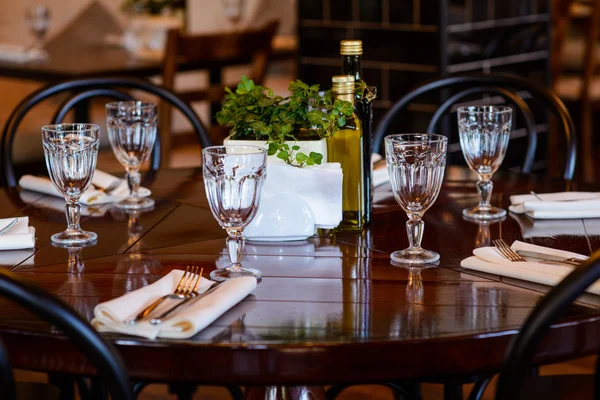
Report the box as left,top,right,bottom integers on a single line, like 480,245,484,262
0,77,212,187
372,73,577,180
159,21,279,163
0,269,132,400
495,250,600,400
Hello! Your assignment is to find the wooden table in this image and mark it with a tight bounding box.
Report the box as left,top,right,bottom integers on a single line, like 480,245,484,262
1,166,600,398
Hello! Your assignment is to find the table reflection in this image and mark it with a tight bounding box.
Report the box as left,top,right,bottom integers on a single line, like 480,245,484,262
52,242,98,323
112,207,162,294
464,216,505,248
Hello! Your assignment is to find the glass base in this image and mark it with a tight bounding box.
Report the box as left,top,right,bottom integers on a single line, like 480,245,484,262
51,229,97,246
210,266,262,282
390,247,440,265
115,196,154,211
463,205,506,221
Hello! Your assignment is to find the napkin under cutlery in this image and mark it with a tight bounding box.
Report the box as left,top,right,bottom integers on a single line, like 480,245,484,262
92,270,257,339
460,240,600,294
19,170,151,206
0,217,35,250
509,192,600,219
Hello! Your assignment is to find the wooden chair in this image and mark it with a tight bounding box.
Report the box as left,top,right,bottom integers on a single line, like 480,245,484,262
0,77,212,187
552,0,600,181
0,268,133,400
159,21,279,165
492,250,600,400
372,73,577,181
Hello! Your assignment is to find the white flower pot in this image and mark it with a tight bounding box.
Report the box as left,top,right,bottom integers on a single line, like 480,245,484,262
223,136,328,165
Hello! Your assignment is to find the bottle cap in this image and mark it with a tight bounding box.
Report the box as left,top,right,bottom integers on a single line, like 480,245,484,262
332,75,355,95
340,40,363,55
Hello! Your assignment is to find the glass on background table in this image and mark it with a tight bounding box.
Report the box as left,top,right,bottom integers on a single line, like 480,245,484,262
458,105,512,221
106,101,157,211
42,123,100,245
202,145,267,282
385,133,448,265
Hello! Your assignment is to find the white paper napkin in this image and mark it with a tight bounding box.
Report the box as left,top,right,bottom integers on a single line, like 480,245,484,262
460,240,600,294
261,163,343,229
19,170,151,206
0,43,48,64
509,192,600,219
92,270,257,339
0,217,35,250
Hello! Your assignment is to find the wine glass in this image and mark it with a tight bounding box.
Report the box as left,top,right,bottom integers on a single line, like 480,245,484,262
203,145,267,281
458,106,512,220
25,5,50,51
222,0,245,25
106,101,157,210
385,134,447,264
42,124,100,245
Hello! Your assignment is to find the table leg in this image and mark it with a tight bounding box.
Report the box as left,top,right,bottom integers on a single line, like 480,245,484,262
244,385,326,400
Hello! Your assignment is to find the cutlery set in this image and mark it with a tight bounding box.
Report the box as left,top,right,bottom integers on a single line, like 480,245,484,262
125,266,223,326
493,239,583,267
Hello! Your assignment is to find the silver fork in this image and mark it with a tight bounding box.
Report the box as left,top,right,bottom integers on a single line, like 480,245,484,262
125,266,199,325
150,279,225,325
98,178,123,196
493,239,580,267
493,239,527,262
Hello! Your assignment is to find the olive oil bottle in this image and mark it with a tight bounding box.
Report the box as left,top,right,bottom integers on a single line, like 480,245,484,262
340,40,373,225
328,75,365,231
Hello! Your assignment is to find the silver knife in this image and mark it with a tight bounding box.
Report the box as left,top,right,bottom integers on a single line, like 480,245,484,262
516,250,585,265
0,218,19,237
150,280,225,325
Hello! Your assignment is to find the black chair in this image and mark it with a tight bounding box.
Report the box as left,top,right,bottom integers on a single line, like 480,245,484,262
492,250,600,400
373,73,577,181
0,268,132,400
0,77,212,187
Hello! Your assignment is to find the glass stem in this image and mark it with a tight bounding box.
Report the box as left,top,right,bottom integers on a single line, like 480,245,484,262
477,176,493,209
406,214,424,251
65,202,81,233
127,170,141,199
226,230,244,270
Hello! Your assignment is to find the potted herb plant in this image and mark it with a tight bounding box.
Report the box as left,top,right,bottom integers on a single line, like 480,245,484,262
217,76,354,167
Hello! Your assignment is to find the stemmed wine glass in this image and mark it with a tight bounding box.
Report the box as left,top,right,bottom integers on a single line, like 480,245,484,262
106,101,157,210
385,134,447,264
203,145,267,281
458,106,512,220
222,0,245,25
25,5,50,52
42,124,100,245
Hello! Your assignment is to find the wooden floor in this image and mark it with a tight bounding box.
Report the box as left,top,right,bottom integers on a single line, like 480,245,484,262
13,356,596,399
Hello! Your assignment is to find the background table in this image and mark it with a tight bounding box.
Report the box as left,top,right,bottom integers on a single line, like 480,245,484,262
1,166,600,397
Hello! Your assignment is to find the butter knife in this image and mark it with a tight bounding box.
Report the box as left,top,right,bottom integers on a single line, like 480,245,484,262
0,218,19,237
516,250,584,266
150,281,225,325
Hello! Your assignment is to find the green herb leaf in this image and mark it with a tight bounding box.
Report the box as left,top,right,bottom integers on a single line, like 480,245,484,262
296,152,308,163
267,142,278,156
309,152,323,165
292,145,300,151
277,150,289,160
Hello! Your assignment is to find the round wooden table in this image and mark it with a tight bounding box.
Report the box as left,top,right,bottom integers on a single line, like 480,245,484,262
2,166,600,398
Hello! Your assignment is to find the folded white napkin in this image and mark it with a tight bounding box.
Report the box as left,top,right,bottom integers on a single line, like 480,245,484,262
261,163,343,229
460,240,600,294
92,270,257,339
509,192,600,219
19,170,151,206
0,217,35,250
0,43,48,63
